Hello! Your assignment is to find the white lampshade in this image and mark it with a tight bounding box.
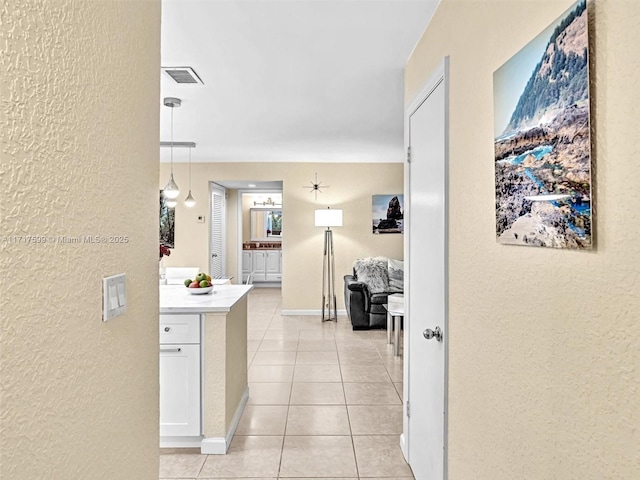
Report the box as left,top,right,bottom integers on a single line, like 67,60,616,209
315,208,343,227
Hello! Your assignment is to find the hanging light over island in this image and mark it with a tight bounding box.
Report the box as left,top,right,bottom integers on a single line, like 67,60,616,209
162,97,181,200
184,145,196,207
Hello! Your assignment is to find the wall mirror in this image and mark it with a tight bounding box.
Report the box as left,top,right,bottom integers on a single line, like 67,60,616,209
250,209,282,241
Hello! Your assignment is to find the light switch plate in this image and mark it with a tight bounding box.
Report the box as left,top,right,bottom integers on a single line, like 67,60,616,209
103,273,126,322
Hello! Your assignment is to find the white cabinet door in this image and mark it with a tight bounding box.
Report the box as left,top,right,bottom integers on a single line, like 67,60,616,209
265,251,280,273
242,251,252,273
252,251,266,276
265,250,281,282
242,251,252,282
160,344,201,437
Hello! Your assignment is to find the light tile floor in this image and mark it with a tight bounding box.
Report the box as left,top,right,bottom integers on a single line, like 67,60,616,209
160,287,412,480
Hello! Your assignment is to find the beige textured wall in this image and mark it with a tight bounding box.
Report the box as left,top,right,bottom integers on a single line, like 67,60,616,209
226,189,239,278
202,297,248,437
242,194,253,244
160,162,404,310
225,297,248,432
406,0,640,478
202,312,226,436
1,1,161,479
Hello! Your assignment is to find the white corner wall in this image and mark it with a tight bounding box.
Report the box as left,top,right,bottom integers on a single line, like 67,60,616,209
1,1,161,478
406,0,640,478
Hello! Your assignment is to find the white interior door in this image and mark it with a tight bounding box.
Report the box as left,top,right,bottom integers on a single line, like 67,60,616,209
210,183,226,278
405,59,448,480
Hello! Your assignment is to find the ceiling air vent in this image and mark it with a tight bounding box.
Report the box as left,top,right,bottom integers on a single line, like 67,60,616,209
162,66,204,85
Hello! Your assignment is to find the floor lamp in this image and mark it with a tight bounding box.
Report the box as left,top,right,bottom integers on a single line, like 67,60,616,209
315,208,343,322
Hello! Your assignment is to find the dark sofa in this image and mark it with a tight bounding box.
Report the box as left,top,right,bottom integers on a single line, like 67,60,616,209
343,257,403,330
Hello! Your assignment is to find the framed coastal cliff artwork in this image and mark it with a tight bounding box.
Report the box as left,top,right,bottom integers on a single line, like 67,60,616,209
373,195,404,234
493,0,592,249
159,190,175,248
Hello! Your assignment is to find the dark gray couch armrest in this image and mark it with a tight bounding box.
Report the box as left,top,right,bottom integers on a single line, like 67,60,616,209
344,275,370,302
343,275,371,329
346,281,367,292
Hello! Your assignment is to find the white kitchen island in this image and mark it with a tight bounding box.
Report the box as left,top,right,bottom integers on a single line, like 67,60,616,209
159,284,253,454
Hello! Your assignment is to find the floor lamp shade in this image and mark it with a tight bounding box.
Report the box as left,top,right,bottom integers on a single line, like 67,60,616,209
315,208,343,227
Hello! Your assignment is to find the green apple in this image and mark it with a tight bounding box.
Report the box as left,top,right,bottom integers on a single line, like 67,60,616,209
199,280,210,288
184,278,192,287
196,272,207,283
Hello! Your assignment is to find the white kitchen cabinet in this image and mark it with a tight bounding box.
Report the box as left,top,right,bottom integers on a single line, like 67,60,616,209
159,285,252,454
242,249,282,283
252,250,266,275
265,250,282,282
241,251,252,283
159,314,201,438
265,250,280,273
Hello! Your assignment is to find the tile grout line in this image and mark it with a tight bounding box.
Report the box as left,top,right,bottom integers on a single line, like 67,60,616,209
338,332,362,480
195,452,207,479
276,357,295,478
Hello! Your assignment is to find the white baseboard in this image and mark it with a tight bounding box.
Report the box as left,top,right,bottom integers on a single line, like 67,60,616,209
160,436,203,449
200,436,227,455
225,386,250,448
201,386,249,455
281,309,346,316
400,432,408,461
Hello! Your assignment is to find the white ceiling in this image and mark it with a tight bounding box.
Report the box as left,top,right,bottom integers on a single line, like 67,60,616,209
160,0,440,164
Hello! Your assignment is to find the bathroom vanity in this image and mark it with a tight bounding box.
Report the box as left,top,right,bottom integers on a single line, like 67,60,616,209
241,247,282,283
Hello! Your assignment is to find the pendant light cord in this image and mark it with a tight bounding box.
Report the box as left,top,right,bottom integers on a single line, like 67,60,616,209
188,146,192,189
170,106,174,175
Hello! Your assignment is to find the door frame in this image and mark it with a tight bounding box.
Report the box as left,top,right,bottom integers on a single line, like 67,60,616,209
236,188,283,284
402,56,450,478
209,182,227,277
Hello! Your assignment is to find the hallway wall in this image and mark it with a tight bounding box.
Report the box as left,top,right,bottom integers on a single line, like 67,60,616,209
1,1,161,478
406,0,639,478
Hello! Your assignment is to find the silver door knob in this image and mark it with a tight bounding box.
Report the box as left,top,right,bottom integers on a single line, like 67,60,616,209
423,326,443,342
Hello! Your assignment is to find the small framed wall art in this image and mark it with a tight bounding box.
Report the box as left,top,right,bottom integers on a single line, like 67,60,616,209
372,195,404,234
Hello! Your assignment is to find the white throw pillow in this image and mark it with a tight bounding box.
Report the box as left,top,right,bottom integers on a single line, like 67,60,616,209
388,258,404,293
353,257,389,294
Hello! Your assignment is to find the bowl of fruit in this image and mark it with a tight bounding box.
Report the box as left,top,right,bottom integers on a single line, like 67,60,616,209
184,272,214,294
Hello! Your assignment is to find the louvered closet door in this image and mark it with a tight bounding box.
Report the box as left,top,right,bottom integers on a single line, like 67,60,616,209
209,183,226,278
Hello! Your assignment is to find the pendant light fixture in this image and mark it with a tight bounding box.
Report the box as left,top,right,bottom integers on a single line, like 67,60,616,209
184,145,196,207
162,97,181,200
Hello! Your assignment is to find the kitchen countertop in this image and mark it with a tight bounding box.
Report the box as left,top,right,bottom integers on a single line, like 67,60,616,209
159,284,253,314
